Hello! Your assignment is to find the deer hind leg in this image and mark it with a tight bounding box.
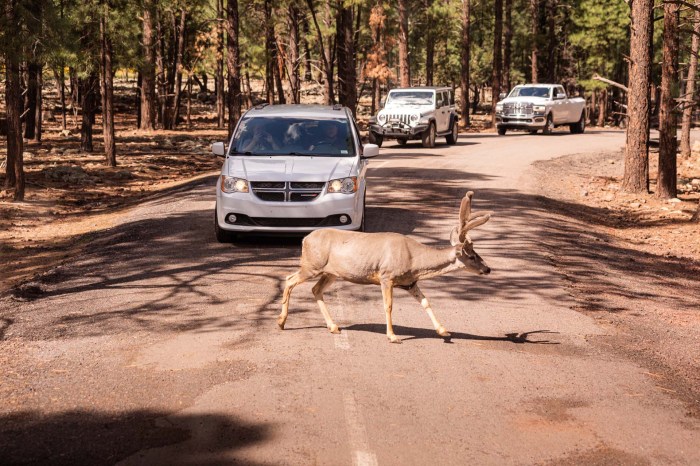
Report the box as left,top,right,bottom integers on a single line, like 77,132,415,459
381,281,401,344
278,270,313,330
407,283,450,338
312,274,340,334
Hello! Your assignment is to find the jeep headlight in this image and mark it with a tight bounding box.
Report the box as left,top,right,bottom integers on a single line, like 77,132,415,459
533,105,546,112
327,177,357,194
377,113,387,124
221,176,249,193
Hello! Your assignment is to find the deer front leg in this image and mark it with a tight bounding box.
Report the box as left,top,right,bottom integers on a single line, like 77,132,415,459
381,281,401,343
312,274,340,334
407,283,450,338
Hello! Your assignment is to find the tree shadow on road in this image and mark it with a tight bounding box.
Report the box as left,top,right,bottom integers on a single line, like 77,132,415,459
0,409,270,466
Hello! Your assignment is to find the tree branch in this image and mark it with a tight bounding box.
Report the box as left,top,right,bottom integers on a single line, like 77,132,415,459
593,74,629,92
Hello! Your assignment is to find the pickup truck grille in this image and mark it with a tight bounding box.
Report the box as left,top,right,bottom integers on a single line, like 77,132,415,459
383,113,411,126
503,103,534,116
250,181,325,202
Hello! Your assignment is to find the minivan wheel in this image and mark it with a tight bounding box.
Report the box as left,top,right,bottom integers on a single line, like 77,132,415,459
355,192,367,232
422,123,436,148
214,207,237,243
446,121,458,144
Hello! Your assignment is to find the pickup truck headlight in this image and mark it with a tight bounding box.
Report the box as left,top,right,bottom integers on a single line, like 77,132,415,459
377,113,387,124
533,105,546,112
327,177,357,194
221,176,249,193
495,104,504,113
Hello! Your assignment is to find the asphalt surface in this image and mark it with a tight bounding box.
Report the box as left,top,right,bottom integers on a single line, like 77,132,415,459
2,128,699,465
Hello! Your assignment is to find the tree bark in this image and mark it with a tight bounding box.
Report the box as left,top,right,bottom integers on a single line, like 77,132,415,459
34,65,43,143
545,0,557,83
491,0,503,126
274,33,286,105
597,88,607,127
530,0,539,83
337,2,356,116
100,1,116,167
657,1,680,199
398,0,410,87
216,0,225,128
80,74,98,153
54,67,67,130
425,0,435,86
264,0,275,104
306,0,334,104
169,9,186,129
4,0,24,199
286,2,301,104
226,0,242,138
140,1,156,131
503,0,512,91
24,63,39,140
680,5,700,158
460,0,471,128
623,0,654,193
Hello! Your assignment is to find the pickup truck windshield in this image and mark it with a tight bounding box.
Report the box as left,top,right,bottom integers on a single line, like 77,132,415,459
508,87,552,98
231,117,355,157
386,91,434,105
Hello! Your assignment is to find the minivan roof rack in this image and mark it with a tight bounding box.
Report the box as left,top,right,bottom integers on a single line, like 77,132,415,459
332,104,343,111
254,102,270,110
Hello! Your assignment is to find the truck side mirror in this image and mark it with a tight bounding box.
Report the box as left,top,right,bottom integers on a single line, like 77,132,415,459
555,93,566,100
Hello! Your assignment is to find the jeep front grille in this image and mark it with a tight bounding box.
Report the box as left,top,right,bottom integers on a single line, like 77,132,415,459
250,181,325,202
384,114,411,126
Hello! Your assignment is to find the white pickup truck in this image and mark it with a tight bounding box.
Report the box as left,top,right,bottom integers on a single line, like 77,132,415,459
494,84,586,135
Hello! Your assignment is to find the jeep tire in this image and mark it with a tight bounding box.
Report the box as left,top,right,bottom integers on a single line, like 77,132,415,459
446,121,459,145
397,137,408,146
422,122,436,148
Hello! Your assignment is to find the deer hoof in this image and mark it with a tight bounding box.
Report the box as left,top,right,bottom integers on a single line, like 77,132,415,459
388,335,402,344
437,327,451,338
329,324,341,334
277,317,286,330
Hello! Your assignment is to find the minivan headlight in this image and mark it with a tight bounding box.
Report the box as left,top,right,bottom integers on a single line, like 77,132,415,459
327,177,357,194
221,175,249,193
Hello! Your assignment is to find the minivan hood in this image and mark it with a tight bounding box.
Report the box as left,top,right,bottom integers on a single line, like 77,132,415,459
227,156,355,181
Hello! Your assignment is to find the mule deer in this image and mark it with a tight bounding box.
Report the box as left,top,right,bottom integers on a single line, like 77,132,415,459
278,191,492,343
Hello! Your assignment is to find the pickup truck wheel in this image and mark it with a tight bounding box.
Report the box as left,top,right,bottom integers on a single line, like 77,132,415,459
542,114,554,135
446,121,459,144
570,112,586,134
368,131,383,148
497,127,507,136
422,123,436,148
529,130,539,135
397,137,408,146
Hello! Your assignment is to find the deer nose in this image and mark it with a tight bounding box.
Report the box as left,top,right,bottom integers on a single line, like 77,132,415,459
481,267,491,275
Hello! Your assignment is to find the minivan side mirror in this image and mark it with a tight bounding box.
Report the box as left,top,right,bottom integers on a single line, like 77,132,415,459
212,142,226,157
362,144,380,158
498,92,507,100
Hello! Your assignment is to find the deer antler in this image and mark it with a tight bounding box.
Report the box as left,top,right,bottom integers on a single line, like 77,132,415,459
454,191,492,244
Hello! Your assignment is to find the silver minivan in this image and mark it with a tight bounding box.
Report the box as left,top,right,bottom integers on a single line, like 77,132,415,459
211,104,380,242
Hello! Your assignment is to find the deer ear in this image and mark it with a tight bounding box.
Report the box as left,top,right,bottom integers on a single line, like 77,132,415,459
449,226,461,246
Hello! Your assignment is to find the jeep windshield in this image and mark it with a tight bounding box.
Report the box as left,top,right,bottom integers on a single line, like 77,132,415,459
386,91,434,105
508,86,552,98
230,117,356,157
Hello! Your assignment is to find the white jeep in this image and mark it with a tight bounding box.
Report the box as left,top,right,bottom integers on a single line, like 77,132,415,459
368,86,459,148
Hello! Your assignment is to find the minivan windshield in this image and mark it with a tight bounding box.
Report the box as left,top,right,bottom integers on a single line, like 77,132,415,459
230,117,355,157
386,91,434,105
508,86,552,98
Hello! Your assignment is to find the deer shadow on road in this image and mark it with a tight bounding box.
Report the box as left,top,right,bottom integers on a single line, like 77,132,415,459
345,323,559,344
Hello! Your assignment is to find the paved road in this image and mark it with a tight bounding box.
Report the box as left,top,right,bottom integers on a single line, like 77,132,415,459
2,129,699,465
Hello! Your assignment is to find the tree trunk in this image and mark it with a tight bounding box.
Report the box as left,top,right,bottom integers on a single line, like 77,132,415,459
680,6,700,158
491,0,503,126
274,33,286,105
597,88,606,127
169,9,186,129
226,0,242,137
545,0,556,83
80,74,98,153
155,13,167,127
425,0,435,86
24,63,38,140
264,0,275,104
54,67,67,131
140,1,156,131
530,0,539,83
623,0,653,193
215,0,225,128
286,2,301,104
34,65,43,143
460,0,471,128
100,1,116,167
187,76,192,128
337,2,356,116
136,71,142,129
4,0,24,199
503,0,512,91
657,1,680,199
302,18,312,81
306,0,334,104
398,0,410,87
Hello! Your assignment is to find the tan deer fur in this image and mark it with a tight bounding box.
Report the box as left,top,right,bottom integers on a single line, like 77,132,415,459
278,191,492,343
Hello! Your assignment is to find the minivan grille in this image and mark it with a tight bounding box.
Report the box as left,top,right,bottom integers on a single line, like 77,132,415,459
250,181,325,202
